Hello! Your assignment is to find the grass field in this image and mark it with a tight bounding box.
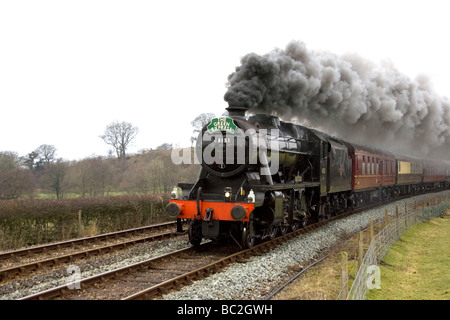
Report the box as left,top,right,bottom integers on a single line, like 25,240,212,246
367,210,449,300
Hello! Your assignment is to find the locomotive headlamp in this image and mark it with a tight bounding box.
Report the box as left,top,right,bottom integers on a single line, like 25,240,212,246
171,187,181,200
224,187,232,201
166,202,181,217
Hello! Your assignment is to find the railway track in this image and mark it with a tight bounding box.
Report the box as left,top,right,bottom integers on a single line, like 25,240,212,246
20,207,358,300
14,192,447,300
21,242,237,300
0,221,185,282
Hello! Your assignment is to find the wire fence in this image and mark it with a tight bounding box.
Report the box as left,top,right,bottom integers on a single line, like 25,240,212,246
346,191,450,300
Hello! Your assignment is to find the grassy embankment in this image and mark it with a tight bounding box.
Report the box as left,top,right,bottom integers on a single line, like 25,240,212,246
273,209,449,300
367,210,449,300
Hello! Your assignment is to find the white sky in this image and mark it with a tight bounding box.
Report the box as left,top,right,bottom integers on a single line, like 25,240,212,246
1,0,449,160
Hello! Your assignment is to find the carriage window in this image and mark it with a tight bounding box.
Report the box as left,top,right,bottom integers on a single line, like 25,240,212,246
362,156,366,175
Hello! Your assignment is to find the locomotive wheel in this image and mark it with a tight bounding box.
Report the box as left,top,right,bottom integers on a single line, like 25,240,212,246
188,221,202,246
268,224,278,239
242,220,255,249
291,220,303,231
242,226,255,248
279,224,289,236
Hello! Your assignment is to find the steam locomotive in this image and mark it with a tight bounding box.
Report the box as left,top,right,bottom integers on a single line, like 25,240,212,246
167,105,450,248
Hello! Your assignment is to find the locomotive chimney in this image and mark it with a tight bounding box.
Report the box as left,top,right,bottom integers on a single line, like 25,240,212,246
226,104,247,117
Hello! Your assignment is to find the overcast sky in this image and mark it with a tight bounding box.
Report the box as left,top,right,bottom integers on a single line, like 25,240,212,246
1,0,449,160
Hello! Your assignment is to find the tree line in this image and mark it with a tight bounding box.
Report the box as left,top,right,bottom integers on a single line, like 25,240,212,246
0,115,215,200
0,146,199,199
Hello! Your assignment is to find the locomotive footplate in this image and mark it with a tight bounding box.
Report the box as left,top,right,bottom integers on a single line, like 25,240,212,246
250,181,320,192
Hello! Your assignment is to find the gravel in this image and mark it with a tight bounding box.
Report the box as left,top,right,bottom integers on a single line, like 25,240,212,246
0,237,190,300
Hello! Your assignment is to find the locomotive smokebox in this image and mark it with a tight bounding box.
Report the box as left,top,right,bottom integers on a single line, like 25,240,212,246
226,104,247,117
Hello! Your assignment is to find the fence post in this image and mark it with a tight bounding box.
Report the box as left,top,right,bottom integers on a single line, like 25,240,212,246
357,231,364,276
405,203,408,227
395,205,400,239
414,200,418,224
340,252,348,300
150,202,154,220
369,217,374,244
77,209,83,236
385,208,389,228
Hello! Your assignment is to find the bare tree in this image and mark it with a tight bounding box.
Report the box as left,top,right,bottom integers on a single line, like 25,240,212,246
35,144,57,164
0,167,35,199
70,157,112,197
0,151,36,199
0,151,19,172
100,121,138,159
43,159,68,199
191,113,215,144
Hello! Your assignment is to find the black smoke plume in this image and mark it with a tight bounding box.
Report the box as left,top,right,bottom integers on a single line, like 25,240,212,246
224,40,450,160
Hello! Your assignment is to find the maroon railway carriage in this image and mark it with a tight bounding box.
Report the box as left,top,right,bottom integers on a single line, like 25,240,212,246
423,159,447,190
345,144,396,204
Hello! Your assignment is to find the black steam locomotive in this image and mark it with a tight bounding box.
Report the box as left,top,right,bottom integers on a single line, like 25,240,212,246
167,105,450,248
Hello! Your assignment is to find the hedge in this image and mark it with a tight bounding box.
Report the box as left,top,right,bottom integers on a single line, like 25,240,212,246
0,194,171,251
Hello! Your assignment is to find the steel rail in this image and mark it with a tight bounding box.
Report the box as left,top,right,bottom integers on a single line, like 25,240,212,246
0,230,182,282
19,245,198,300
0,221,181,262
